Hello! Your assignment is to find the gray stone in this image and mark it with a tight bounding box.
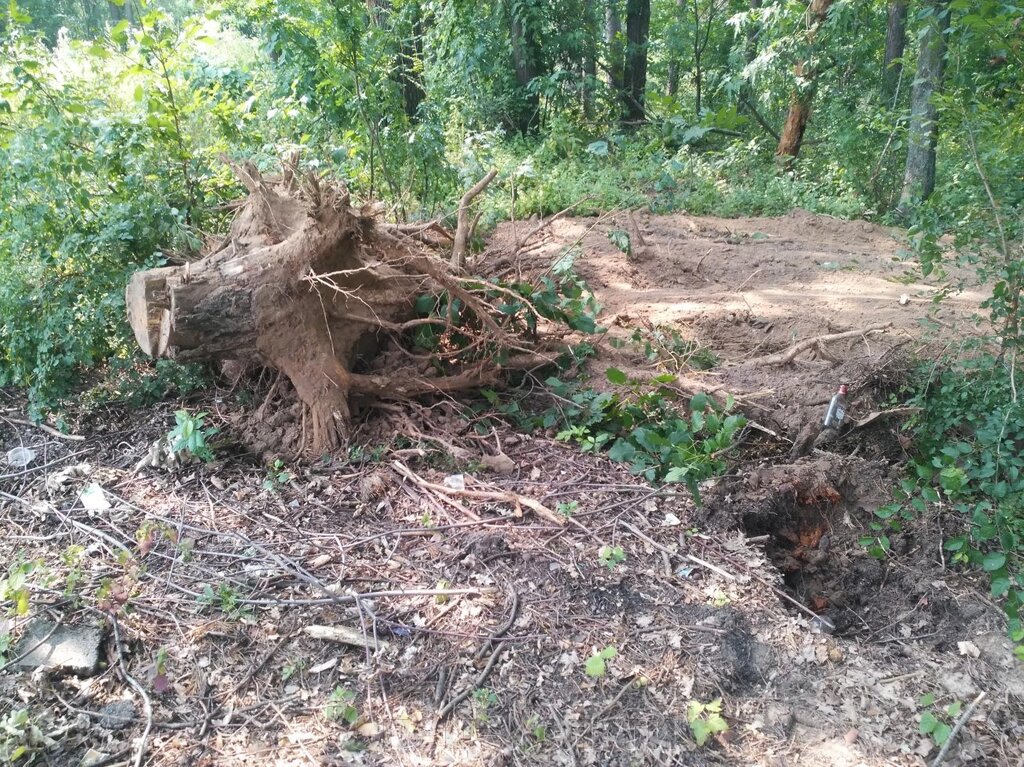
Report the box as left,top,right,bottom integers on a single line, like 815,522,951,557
14,620,105,676
98,700,136,731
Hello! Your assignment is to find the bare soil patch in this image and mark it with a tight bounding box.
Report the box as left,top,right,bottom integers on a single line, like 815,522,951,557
2,210,1022,767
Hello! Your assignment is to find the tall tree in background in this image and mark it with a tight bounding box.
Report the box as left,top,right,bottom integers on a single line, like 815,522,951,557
621,0,650,125
775,0,835,163
398,2,426,120
666,0,685,98
508,1,541,134
882,1,909,101
605,0,624,93
689,0,727,116
898,0,951,212
582,0,598,118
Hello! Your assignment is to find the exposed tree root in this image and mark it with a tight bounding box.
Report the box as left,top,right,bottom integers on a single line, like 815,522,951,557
126,160,571,456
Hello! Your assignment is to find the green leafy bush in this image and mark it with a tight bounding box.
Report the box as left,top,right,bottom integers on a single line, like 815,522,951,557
168,409,218,462
485,368,745,502
866,358,1024,655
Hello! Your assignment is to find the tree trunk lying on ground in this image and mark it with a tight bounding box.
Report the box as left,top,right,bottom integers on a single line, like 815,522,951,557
126,158,547,455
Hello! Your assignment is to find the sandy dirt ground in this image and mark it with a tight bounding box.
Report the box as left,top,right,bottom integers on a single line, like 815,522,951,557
1,210,1021,767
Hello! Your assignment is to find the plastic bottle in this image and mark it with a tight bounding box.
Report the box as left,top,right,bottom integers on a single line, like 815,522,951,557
823,384,848,429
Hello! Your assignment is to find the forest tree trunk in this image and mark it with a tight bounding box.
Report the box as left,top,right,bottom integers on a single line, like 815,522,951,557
399,4,426,120
775,0,834,163
509,9,540,133
622,0,650,126
583,0,598,118
605,0,624,92
898,0,950,212
666,0,685,98
882,0,909,101
745,0,762,65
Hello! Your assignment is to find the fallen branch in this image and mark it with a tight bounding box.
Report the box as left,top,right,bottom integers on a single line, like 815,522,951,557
112,617,153,767
514,197,590,252
620,521,735,580
303,624,385,651
753,323,893,366
2,417,85,441
853,405,921,430
451,169,498,270
438,590,519,721
739,93,781,142
381,219,454,241
392,461,565,526
930,691,986,767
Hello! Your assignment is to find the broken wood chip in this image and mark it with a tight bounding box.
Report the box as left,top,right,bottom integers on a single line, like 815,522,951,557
302,624,385,651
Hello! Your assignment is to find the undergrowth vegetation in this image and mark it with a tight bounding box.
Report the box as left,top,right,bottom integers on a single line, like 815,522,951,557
864,355,1024,656
483,369,746,501
1,0,1023,649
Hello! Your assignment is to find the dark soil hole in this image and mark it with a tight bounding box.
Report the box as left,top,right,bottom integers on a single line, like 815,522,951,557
732,463,889,636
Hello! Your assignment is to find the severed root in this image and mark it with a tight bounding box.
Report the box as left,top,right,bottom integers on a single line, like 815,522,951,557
451,169,498,270
625,208,652,261
392,461,565,526
752,323,893,366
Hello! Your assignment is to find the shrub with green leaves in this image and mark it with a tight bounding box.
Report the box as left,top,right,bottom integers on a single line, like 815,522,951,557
687,698,728,747
551,369,745,501
865,357,1024,655
168,410,218,462
0,10,285,417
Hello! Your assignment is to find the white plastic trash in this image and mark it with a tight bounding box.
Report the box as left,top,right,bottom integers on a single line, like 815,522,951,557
442,474,466,491
79,483,112,511
5,447,36,468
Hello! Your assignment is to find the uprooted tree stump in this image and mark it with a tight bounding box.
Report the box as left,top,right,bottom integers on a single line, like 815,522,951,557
126,159,554,455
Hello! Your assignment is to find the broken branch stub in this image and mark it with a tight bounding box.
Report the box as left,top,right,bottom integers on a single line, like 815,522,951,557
126,161,558,456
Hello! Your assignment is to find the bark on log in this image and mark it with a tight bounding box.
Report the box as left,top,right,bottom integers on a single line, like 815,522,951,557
775,0,834,164
127,161,556,456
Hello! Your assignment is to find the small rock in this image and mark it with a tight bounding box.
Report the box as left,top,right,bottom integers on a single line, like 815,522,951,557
98,700,136,731
479,453,515,475
81,748,111,767
14,620,105,677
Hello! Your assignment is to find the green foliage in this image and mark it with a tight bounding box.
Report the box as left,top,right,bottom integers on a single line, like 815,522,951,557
917,692,961,748
168,409,218,462
549,371,745,501
323,687,359,725
262,458,294,491
0,559,41,617
85,359,212,410
0,708,45,764
482,368,744,502
556,500,578,518
687,698,728,747
584,645,617,678
0,9,250,416
629,325,718,372
199,582,250,620
525,713,547,743
597,545,626,570
411,251,601,366
471,688,498,724
868,358,1024,654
